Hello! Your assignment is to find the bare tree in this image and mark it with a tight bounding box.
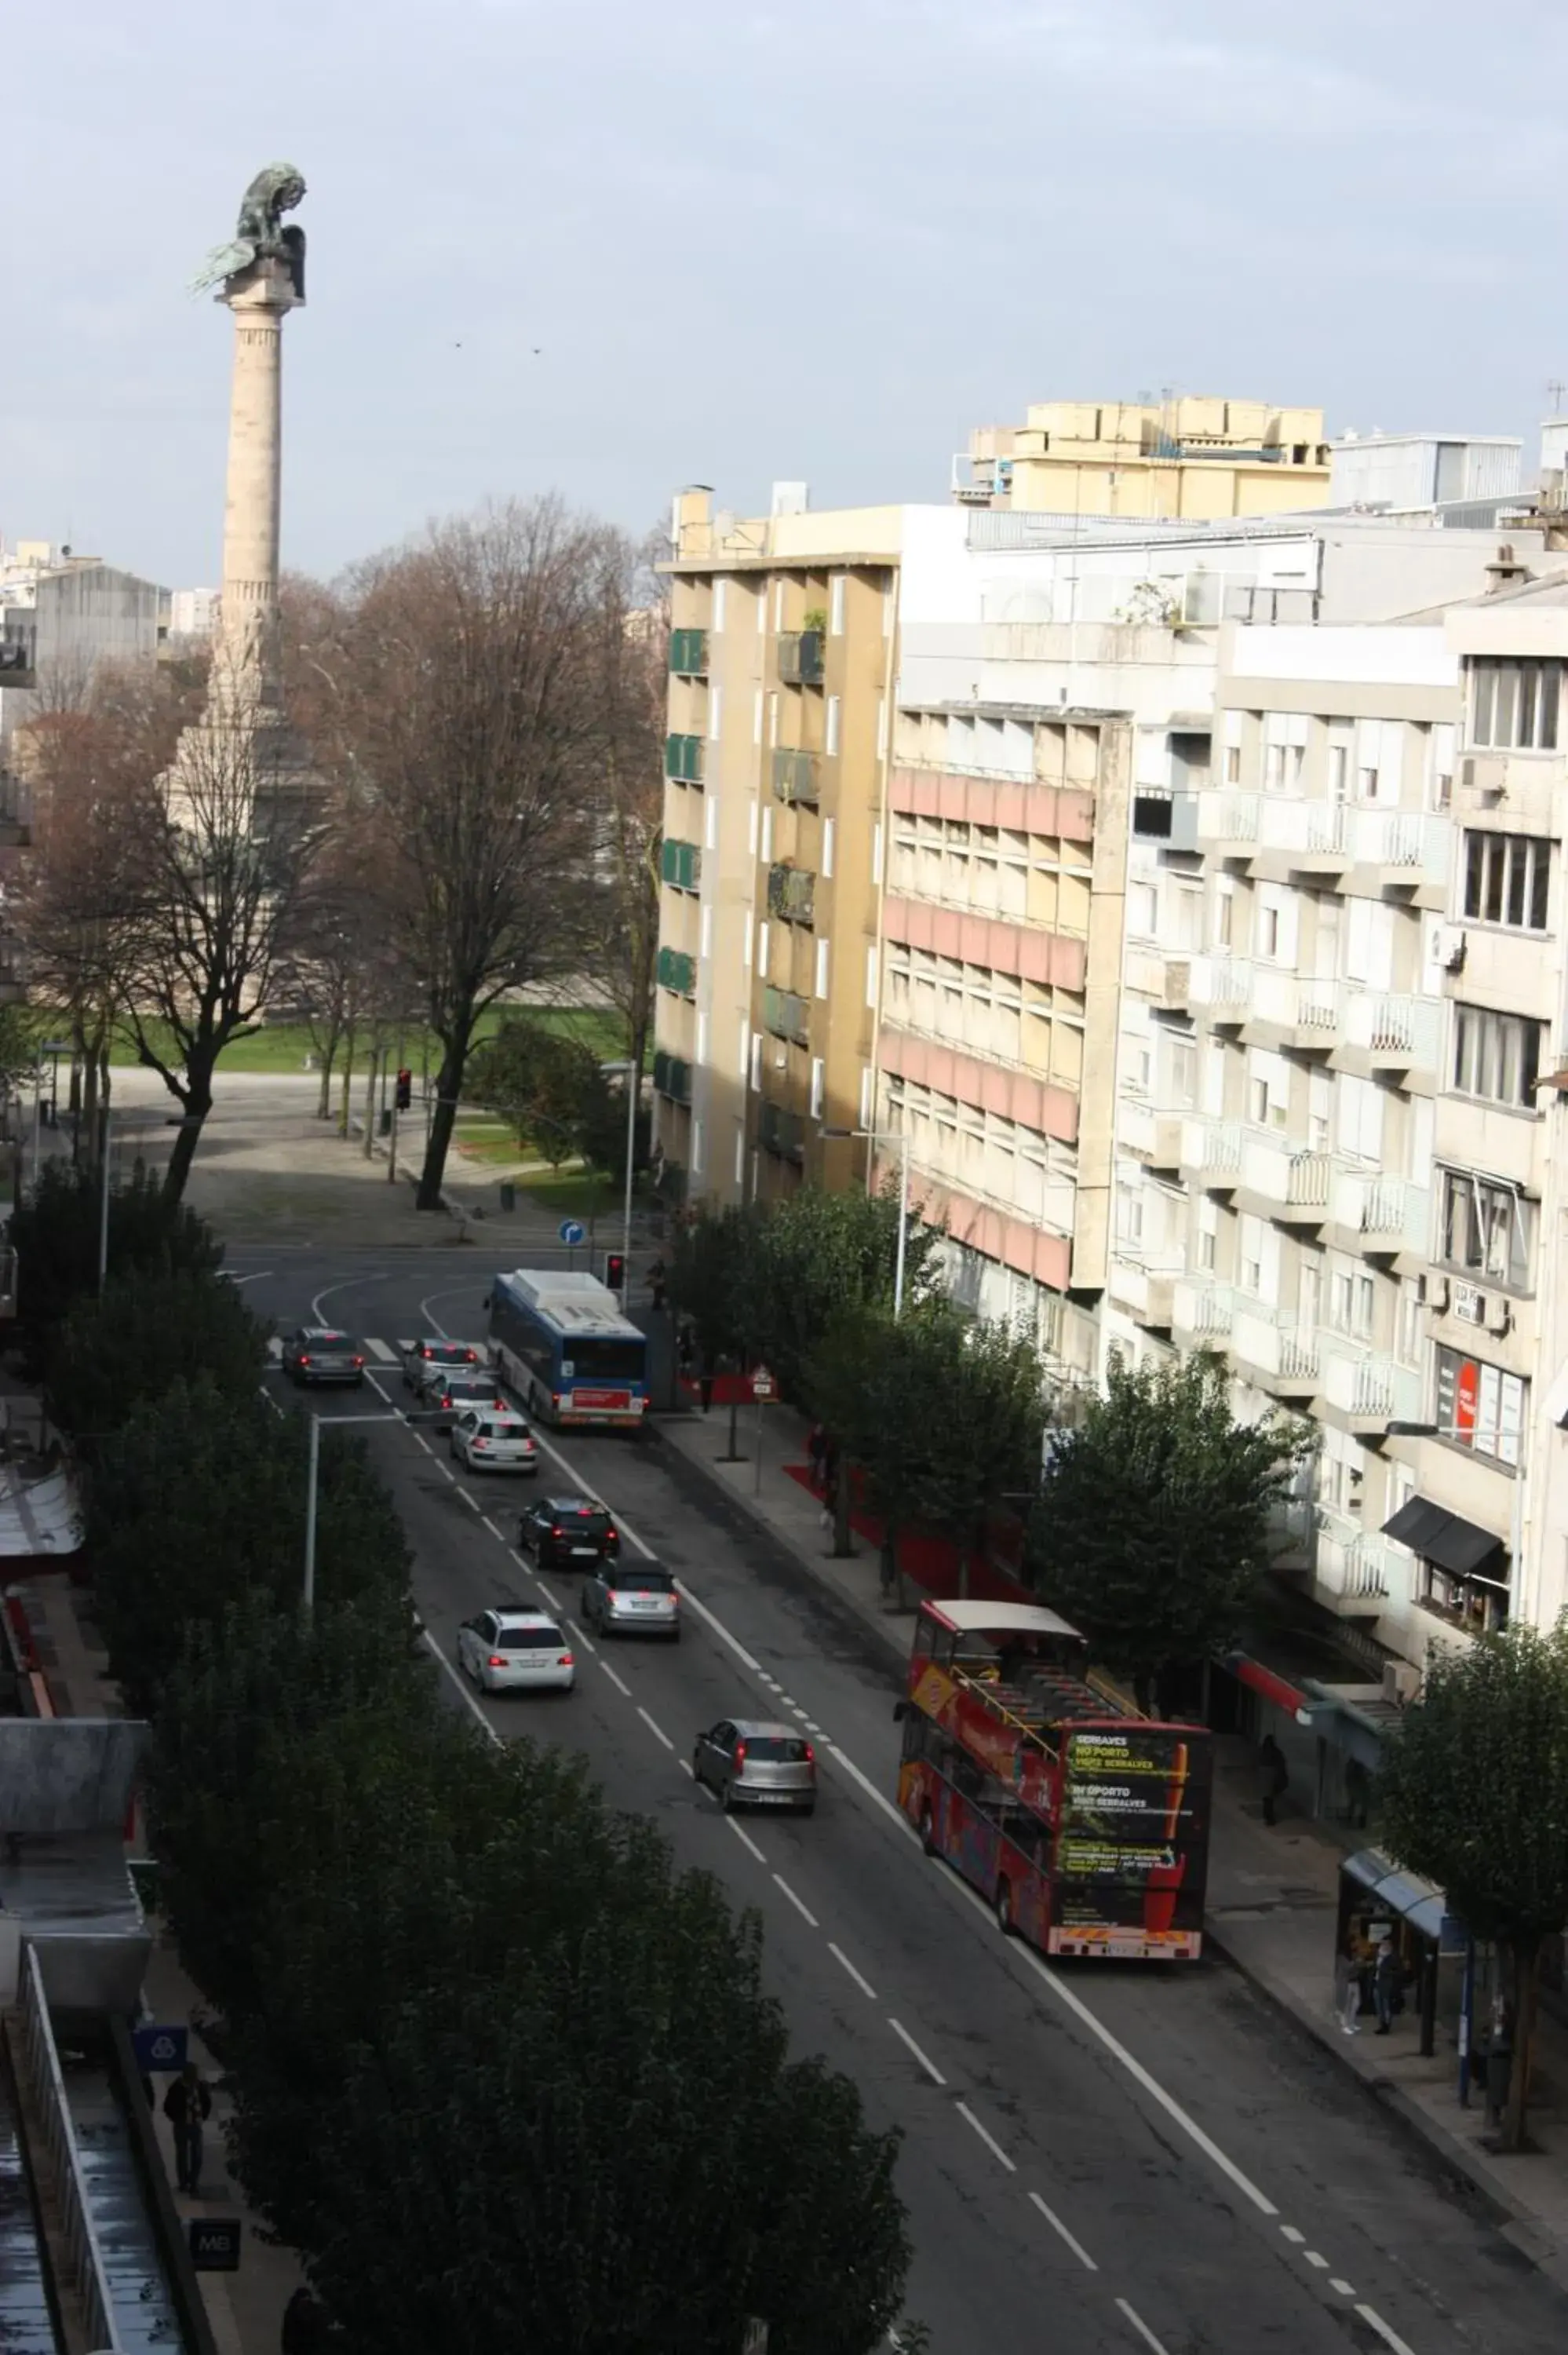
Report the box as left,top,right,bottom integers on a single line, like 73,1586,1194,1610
327,500,621,1210
16,652,329,1199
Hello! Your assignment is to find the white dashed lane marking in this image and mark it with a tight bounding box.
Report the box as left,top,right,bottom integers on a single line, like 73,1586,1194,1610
771,1873,819,1929
1114,2300,1169,2355
598,1662,631,1698
955,2101,1016,2174
887,2018,946,2086
637,1706,675,1752
827,1943,877,2000
726,1820,766,1864
1027,2192,1096,2272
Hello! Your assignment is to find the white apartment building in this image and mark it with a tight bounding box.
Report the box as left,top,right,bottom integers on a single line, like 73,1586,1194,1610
0,543,164,739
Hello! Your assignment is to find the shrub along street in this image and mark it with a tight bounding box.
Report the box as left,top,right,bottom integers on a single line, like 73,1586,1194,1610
34,1169,910,2354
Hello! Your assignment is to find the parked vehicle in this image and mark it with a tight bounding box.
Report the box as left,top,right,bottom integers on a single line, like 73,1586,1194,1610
450,1406,538,1474
521,1495,621,1570
402,1337,480,1389
457,1608,574,1695
581,1559,679,1638
280,1327,366,1387
693,1719,816,1814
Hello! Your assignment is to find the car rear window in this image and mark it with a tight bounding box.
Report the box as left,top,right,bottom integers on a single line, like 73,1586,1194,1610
745,1736,811,1762
615,1568,674,1593
311,1331,352,1348
482,1418,528,1438
498,1627,564,1649
427,1342,475,1364
560,1507,611,1530
445,1375,494,1397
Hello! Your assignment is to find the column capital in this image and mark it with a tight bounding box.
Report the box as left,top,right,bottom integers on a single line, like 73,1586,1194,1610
217,254,302,319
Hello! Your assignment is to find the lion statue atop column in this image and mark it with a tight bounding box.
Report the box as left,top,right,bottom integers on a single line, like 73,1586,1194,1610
192,164,307,297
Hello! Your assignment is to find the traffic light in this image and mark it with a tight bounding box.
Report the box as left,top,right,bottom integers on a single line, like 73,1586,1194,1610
605,1252,625,1294
395,1068,413,1112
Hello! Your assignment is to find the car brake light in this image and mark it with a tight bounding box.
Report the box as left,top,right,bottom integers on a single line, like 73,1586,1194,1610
353,1355,365,1367
474,1438,490,1450
299,1354,311,1366
488,1654,505,1667
804,1743,815,1765
734,1741,747,1768
559,1652,574,1668
551,1528,564,1539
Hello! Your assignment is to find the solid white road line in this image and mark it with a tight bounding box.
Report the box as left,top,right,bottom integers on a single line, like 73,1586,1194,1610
727,1820,766,1864
637,1706,674,1752
1356,2308,1417,2355
1114,2299,1169,2355
366,1337,397,1362
886,2018,946,2086
599,1661,632,1698
312,1273,385,1323
1026,2192,1097,2272
228,1269,274,1285
421,1630,497,1743
772,1873,819,1929
826,1943,877,2000
954,2101,1016,2174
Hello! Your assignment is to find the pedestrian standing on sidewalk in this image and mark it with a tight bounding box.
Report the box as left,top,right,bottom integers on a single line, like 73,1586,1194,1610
1335,1933,1364,2036
1257,1732,1290,1827
163,2061,212,2196
1372,1930,1400,2035
647,1258,667,1313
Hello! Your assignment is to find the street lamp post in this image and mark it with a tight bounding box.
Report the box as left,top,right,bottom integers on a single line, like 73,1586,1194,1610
819,1121,911,1317
303,1411,320,1614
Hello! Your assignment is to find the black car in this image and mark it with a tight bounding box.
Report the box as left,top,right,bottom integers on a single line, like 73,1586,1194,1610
280,1327,366,1386
521,1495,621,1571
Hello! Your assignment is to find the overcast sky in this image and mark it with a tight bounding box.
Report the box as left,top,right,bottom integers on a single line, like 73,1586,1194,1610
8,0,1568,589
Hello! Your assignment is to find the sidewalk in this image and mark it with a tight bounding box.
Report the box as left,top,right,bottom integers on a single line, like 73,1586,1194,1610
651,1386,1568,2289
13,1571,303,2355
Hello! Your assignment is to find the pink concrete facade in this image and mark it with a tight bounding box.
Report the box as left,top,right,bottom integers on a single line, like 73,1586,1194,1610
888,766,1095,842
873,1159,1073,1293
881,895,1085,990
877,1028,1080,1145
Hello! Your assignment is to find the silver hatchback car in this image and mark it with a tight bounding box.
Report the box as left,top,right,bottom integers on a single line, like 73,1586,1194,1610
693,1719,816,1815
582,1559,680,1640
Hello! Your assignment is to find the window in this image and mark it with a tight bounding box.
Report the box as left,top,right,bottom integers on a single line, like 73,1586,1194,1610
760,806,773,864
1214,881,1234,948
753,688,764,745
826,695,842,756
713,579,727,633
749,1033,762,1090
1452,1004,1543,1108
1435,1345,1526,1466
830,575,846,635
822,817,835,878
1128,882,1158,940
757,920,770,975
1223,710,1243,783
1462,832,1550,932
742,910,753,969
872,820,884,885
1240,1214,1264,1294
1469,658,1561,750
1198,1196,1218,1271
1356,717,1402,803
691,1118,705,1175
865,944,878,1008
1168,1036,1196,1108
1428,721,1455,811
815,938,830,998
1439,1170,1534,1291
1329,1265,1374,1338
708,685,723,743
735,1125,746,1182
1327,739,1349,804
810,1057,824,1118
738,1020,749,1080
774,582,786,631
705,793,719,849
1262,711,1306,791
700,904,713,958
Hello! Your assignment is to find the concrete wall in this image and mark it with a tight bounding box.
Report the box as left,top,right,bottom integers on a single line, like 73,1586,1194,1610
0,1719,148,1835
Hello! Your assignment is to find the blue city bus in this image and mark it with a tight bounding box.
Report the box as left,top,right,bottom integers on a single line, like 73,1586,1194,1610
488,1269,649,1430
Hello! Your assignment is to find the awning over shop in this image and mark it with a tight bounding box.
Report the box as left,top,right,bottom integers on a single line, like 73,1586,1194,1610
1342,1846,1463,1946
1223,1652,1310,1718
1381,1496,1504,1579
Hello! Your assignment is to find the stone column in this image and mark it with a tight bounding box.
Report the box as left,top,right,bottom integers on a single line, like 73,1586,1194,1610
212,254,301,725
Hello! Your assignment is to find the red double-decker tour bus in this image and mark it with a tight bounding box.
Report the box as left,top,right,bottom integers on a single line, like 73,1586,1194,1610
896,1599,1212,1962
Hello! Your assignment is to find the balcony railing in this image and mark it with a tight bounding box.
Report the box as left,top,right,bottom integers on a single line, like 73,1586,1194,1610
759,1099,806,1160
763,984,811,1046
1188,953,1253,1017
1351,808,1449,881
657,946,697,996
652,1050,692,1104
772,748,821,805
767,863,815,924
669,627,709,676
1172,1277,1234,1338
665,732,705,783
1320,1344,1422,1428
778,630,825,686
1316,1513,1394,1608
1332,1170,1430,1255
1180,1117,1243,1180
1344,991,1440,1072
1232,1304,1320,1389
661,838,702,891
1249,966,1344,1045
1240,1136,1331,1215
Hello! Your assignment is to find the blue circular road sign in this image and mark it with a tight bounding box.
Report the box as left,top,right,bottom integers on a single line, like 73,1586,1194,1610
559,1219,586,1247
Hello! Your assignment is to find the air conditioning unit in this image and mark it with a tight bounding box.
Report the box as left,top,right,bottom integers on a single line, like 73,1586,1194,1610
1424,1272,1449,1314
1485,1295,1513,1337
1432,925,1467,972
1382,1660,1422,1707
772,1043,788,1071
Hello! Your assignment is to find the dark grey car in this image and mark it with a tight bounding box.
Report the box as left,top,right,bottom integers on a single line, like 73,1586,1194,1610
280,1327,365,1386
693,1719,816,1814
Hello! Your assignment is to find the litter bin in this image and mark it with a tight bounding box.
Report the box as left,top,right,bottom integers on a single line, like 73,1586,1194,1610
499,1181,516,1212
379,1108,392,1137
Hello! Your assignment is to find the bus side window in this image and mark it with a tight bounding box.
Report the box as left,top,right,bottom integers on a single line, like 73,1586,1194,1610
900,1712,926,1765
913,1615,935,1660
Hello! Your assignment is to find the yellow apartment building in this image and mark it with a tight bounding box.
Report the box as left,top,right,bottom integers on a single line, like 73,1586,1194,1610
958,396,1331,520
655,488,902,1205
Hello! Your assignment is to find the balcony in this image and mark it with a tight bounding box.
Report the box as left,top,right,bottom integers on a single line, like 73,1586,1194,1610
1198,788,1259,851
661,838,702,892
778,630,825,686
1260,797,1350,872
772,748,821,805
656,946,697,997
1187,954,1253,1022
1315,1513,1395,1615
1238,1136,1331,1221
1342,991,1440,1075
1231,1305,1320,1397
1331,1170,1430,1258
1247,966,1344,1049
665,732,705,783
1320,1343,1422,1432
1351,808,1449,887
768,863,816,925
763,984,811,1046
0,627,36,690
1179,1117,1242,1184
669,627,709,677
1172,1276,1234,1340
759,1099,806,1160
652,1050,692,1104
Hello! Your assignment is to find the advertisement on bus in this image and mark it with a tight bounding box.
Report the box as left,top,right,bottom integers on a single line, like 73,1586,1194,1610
1048,1725,1212,1955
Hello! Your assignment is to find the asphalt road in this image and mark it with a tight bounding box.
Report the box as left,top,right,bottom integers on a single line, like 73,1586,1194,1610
239,1246,1568,2355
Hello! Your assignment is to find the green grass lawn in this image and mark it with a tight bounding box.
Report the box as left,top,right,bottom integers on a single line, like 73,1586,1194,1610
104,1003,626,1075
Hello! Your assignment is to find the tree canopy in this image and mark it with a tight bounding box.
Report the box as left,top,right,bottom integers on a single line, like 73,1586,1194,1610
1028,1351,1309,1696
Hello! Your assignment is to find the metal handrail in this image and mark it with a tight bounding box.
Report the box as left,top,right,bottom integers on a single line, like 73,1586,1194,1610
15,1944,123,2353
